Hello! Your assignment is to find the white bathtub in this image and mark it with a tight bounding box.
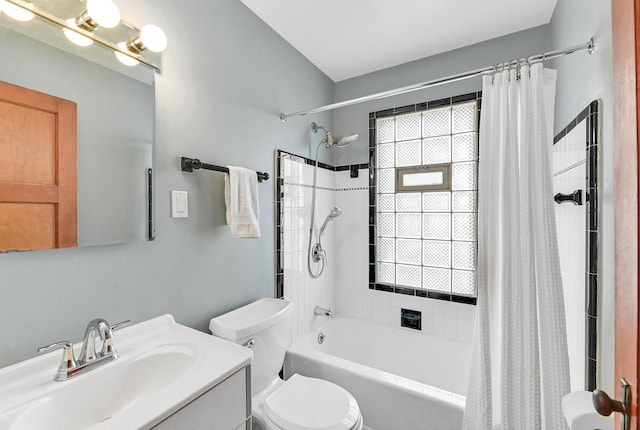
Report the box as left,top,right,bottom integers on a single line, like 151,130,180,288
284,317,471,430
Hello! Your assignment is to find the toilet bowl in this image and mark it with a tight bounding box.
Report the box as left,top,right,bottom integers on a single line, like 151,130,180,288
259,374,362,430
209,298,363,430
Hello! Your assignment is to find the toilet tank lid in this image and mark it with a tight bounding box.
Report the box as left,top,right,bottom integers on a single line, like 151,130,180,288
209,298,292,341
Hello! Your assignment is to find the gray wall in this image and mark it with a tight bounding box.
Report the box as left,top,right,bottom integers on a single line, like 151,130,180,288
0,0,334,368
332,26,550,166
550,0,615,394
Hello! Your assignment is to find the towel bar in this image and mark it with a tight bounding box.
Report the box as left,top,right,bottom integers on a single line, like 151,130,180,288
180,157,269,182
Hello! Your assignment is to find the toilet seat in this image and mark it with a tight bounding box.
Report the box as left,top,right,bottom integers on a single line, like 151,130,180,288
264,374,362,430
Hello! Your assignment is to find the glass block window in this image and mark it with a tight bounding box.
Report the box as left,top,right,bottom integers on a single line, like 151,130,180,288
371,97,479,299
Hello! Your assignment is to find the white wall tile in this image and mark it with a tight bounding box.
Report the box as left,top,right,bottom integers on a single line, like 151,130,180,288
285,161,478,346
282,157,339,341
553,131,587,392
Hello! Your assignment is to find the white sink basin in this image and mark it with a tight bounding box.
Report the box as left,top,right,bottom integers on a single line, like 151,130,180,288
0,315,252,429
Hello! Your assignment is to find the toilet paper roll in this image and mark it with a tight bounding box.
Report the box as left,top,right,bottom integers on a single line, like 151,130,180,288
562,391,613,430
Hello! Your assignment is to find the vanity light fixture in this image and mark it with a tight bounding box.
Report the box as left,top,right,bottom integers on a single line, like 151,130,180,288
63,0,120,46
115,24,167,66
115,42,139,66
2,0,165,71
63,19,93,46
0,0,35,21
75,0,120,29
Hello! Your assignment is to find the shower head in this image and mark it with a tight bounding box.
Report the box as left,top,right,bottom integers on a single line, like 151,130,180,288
319,206,343,237
311,122,359,148
328,206,343,219
335,133,359,147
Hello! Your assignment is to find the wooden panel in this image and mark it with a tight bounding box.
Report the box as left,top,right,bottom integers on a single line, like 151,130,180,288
56,99,78,248
0,81,60,112
612,0,640,426
0,203,56,251
0,100,56,184
0,183,59,203
0,81,78,250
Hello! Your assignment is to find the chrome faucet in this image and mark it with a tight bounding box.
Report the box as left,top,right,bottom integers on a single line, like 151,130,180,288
78,318,118,363
314,306,332,317
38,318,130,381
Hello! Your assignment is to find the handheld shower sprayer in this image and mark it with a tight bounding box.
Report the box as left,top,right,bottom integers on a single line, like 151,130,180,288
311,207,343,268
319,207,343,238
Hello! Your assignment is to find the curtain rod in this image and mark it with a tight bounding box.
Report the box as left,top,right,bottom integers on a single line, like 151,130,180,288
279,38,595,122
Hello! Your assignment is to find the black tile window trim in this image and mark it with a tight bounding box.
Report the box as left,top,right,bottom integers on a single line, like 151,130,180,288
553,100,600,392
368,92,481,306
371,92,482,120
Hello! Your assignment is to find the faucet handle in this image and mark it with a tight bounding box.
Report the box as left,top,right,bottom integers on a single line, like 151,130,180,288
38,340,74,355
110,320,131,331
99,319,130,358
38,341,78,381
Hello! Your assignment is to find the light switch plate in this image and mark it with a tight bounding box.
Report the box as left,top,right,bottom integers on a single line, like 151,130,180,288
171,190,188,218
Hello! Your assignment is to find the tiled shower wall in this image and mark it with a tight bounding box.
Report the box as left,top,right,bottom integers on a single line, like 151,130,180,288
277,151,338,342
277,151,475,345
552,101,600,391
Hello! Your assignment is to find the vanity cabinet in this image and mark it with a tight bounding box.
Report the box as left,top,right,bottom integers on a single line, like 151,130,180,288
153,366,251,430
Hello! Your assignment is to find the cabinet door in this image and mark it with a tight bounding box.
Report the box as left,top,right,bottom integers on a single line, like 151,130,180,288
153,368,248,430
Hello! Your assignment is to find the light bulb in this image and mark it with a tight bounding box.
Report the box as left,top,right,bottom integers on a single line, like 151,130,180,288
86,0,120,28
1,0,35,22
63,19,93,47
115,42,139,67
139,25,167,53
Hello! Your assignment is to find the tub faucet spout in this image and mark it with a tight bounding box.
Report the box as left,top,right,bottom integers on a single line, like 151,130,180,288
314,306,332,317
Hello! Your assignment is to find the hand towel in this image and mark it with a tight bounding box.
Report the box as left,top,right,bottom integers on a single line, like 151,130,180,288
224,166,261,238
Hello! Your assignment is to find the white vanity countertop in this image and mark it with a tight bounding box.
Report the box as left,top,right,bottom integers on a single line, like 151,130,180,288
0,314,252,430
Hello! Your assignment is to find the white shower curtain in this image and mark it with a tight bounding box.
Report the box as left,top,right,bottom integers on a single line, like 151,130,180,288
463,63,570,429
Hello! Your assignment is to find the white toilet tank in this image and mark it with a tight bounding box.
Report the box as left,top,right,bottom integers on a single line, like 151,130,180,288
209,298,292,395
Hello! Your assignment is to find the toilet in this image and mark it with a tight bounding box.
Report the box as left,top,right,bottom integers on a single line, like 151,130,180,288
209,298,363,430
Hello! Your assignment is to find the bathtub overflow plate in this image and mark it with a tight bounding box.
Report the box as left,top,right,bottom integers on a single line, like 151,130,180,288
318,333,325,344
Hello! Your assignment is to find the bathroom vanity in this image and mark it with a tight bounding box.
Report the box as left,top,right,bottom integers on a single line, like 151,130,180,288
0,315,252,430
153,367,250,430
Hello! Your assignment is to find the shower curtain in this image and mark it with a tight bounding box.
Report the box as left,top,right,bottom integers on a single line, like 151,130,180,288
463,63,570,429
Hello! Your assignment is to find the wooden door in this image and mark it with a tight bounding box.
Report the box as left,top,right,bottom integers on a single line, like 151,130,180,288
613,0,640,427
0,81,77,251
